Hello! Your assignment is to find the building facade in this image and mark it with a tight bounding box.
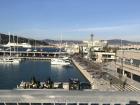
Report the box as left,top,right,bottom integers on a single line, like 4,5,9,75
115,50,140,82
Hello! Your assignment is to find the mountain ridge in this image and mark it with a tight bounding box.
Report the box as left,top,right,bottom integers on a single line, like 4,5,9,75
107,39,140,45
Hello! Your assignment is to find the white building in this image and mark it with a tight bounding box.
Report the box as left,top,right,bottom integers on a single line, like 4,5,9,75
65,44,80,54
83,40,107,51
81,40,115,62
94,52,115,62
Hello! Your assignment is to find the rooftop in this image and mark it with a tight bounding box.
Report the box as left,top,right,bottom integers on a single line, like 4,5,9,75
0,89,140,104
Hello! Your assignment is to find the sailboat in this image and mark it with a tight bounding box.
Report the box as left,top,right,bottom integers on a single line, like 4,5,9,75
51,34,71,66
0,33,20,64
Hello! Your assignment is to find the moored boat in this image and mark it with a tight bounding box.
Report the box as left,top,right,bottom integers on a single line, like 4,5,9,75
51,58,71,66
0,57,21,64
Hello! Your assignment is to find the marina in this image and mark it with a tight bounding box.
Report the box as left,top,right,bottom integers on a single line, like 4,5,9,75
0,59,88,89
0,0,140,104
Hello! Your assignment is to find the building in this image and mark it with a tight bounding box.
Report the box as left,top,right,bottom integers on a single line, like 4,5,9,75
83,40,107,51
115,50,140,82
64,44,80,54
0,90,140,104
93,52,115,63
81,39,115,62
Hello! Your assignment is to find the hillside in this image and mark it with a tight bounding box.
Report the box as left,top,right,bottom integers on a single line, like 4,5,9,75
0,33,49,45
107,39,140,45
44,39,83,44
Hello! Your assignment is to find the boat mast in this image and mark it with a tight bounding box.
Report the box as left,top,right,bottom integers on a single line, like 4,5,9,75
9,32,10,44
0,34,1,45
17,36,19,57
35,39,36,51
28,39,30,44
9,32,11,57
60,33,62,55
13,34,16,53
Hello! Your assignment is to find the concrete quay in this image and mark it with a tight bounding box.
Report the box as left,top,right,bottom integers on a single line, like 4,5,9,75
72,55,140,91
72,59,94,86
72,58,113,91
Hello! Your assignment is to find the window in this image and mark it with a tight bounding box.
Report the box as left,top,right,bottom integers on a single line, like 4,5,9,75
67,103,77,105
43,103,54,105
31,103,41,105
133,74,140,82
103,104,110,105
117,68,123,74
6,103,17,105
129,101,138,105
19,103,30,105
91,104,99,105
79,103,88,105
55,103,65,105
124,71,131,78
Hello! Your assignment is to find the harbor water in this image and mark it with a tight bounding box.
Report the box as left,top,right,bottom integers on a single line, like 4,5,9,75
0,60,88,89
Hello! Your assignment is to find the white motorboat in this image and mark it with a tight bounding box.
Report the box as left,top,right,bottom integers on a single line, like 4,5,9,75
51,58,70,66
51,33,71,66
26,48,32,52
20,43,32,48
0,57,20,64
3,42,32,48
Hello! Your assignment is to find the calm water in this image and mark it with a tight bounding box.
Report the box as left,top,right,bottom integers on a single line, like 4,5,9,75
0,60,88,89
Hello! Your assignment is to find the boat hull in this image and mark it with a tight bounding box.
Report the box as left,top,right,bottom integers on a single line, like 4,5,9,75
51,58,71,66
0,57,21,64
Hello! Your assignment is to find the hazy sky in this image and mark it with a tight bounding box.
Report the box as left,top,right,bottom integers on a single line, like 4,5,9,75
0,0,140,40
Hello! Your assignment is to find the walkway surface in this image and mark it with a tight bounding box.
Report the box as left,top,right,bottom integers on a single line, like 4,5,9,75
72,55,140,91
104,62,140,91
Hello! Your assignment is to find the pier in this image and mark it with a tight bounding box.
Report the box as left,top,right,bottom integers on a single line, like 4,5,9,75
0,51,67,58
18,57,51,60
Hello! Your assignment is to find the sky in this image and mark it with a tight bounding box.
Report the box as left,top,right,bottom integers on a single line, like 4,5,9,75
0,0,140,41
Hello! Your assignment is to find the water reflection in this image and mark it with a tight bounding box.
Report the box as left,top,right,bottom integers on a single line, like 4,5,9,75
51,65,64,70
0,60,88,89
0,63,19,70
